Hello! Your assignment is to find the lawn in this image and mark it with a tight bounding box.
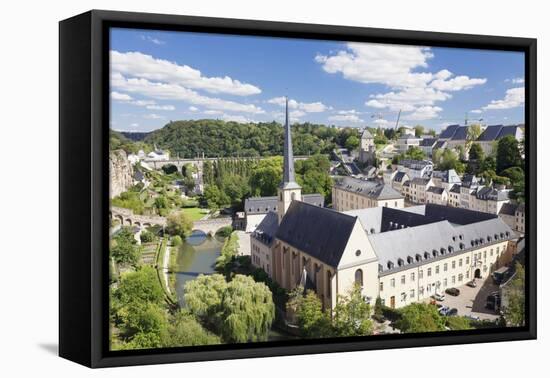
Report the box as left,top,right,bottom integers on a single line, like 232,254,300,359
181,207,209,221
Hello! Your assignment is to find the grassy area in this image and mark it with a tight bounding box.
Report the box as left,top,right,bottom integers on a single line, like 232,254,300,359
181,207,209,221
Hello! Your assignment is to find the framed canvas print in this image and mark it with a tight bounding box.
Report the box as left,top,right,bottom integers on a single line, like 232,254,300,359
59,10,537,368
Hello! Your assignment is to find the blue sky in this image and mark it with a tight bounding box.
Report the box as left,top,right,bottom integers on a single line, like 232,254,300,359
110,28,525,132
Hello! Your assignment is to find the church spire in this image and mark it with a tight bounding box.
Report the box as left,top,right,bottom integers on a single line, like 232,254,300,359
282,96,299,188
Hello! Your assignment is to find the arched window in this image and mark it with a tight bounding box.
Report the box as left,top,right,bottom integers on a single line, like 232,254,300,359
355,269,364,287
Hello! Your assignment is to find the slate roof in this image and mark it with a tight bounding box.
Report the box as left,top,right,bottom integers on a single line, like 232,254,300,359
393,171,408,183
251,211,278,246
334,176,403,200
516,203,525,214
451,126,469,140
370,216,515,274
410,177,432,185
133,170,144,181
244,193,324,215
427,186,446,195
433,140,447,150
398,159,433,170
477,125,522,142
276,201,358,267
439,124,460,139
450,184,461,193
475,186,510,201
432,169,461,184
420,138,438,147
499,202,518,216
462,174,479,188
477,125,504,141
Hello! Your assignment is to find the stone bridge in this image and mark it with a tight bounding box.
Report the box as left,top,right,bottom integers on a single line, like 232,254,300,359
110,206,233,234
110,206,166,228
143,155,327,171
192,217,233,235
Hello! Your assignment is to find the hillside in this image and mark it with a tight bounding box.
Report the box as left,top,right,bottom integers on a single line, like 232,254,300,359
142,119,358,158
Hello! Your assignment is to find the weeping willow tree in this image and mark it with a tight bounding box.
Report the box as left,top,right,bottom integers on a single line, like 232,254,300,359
184,274,275,343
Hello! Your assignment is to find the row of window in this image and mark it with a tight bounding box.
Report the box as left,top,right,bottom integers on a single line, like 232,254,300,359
382,274,470,303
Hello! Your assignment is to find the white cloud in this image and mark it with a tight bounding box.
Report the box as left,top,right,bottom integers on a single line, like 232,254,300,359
188,106,199,112
130,123,139,128
336,109,362,115
373,119,390,126
146,104,175,111
143,113,165,119
141,35,166,45
483,87,524,110
328,114,364,123
290,110,307,118
430,74,487,91
204,110,223,115
221,114,255,123
111,72,265,114
267,97,328,113
111,50,261,96
506,77,524,84
403,106,443,121
316,43,434,89
111,91,133,101
317,42,486,122
471,109,483,114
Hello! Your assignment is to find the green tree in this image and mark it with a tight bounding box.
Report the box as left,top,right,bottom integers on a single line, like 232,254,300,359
436,149,465,174
140,230,154,243
114,266,165,308
184,274,275,343
404,146,426,161
445,316,473,330
287,288,333,338
469,143,484,161
166,211,193,238
110,227,141,266
503,263,525,327
466,124,482,149
161,311,221,347
496,135,522,174
249,157,283,196
122,303,168,343
500,166,524,187
414,125,425,137
172,235,183,246
332,284,373,336
345,135,360,151
395,303,445,333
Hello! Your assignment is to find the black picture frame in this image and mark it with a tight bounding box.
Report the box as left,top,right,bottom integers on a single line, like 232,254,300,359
59,9,537,368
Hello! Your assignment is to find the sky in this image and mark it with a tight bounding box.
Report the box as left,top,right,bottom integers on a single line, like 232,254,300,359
110,27,525,133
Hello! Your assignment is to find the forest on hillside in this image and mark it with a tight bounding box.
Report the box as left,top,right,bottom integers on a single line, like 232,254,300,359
121,120,361,158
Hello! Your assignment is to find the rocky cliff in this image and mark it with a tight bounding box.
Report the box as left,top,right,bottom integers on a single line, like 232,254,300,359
110,149,133,198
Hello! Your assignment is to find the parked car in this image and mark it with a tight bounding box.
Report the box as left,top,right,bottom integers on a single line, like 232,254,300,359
445,287,460,296
438,306,450,316
434,293,446,301
465,314,480,321
446,308,458,317
466,280,477,288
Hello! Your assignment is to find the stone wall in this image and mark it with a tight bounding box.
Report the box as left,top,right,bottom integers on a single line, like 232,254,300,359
110,149,133,199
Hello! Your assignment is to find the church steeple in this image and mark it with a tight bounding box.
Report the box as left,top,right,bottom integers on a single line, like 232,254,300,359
278,96,301,224
282,96,297,186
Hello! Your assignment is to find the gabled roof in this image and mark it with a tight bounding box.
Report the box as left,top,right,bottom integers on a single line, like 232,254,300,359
477,125,503,141
475,186,510,201
433,140,447,150
450,184,461,193
496,125,522,139
451,126,469,141
439,124,460,139
276,201,358,267
516,203,525,214
420,138,438,147
427,186,446,195
432,169,461,184
462,174,479,188
334,176,403,200
499,202,518,216
244,193,324,215
252,211,278,246
393,171,409,183
411,177,432,185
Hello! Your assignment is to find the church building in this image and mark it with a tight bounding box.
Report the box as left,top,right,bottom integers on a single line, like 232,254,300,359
250,98,517,311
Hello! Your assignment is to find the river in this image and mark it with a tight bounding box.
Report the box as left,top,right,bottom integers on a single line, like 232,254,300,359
173,230,223,307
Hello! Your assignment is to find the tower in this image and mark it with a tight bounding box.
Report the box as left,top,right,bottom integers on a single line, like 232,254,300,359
277,96,302,224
